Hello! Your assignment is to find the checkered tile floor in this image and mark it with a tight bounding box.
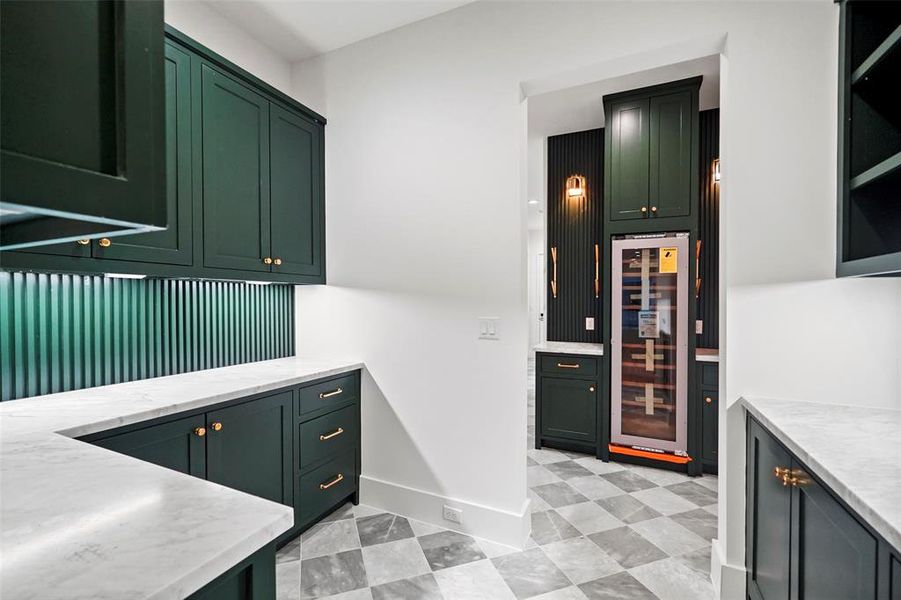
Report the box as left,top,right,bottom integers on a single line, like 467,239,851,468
276,361,717,599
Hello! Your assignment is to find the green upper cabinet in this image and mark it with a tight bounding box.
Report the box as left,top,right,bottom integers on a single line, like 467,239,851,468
608,99,650,221
270,105,325,277
649,91,692,219
205,391,293,507
200,64,271,273
0,0,166,250
93,41,194,266
604,77,700,231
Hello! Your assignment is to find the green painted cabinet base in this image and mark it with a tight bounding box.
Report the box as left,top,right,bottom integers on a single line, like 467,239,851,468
698,361,718,474
188,543,275,600
535,352,602,455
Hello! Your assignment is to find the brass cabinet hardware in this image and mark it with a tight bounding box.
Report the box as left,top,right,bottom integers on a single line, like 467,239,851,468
774,466,790,479
319,387,343,399
704,396,713,404
320,473,344,490
273,258,282,266
320,427,345,441
695,240,703,300
263,257,273,265
556,362,580,369
641,206,648,214
594,243,600,299
550,246,558,299
98,238,111,248
589,386,596,392
211,422,223,432
76,239,90,246
650,206,657,213
193,427,206,437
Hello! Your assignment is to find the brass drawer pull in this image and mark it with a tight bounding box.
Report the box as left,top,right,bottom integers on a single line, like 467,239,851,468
193,427,206,437
320,473,344,490
211,422,223,432
556,363,580,369
320,427,345,441
319,387,343,399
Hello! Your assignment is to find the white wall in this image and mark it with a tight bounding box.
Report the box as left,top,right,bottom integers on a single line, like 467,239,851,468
289,2,901,594
164,0,292,93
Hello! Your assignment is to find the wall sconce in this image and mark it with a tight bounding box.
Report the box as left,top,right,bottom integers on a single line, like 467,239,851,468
713,159,721,183
566,175,586,200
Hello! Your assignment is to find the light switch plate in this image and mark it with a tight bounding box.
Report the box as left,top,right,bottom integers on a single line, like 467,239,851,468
695,319,703,334
478,317,499,340
585,317,595,331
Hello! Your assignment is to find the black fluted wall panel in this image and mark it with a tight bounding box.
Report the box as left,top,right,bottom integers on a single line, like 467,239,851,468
0,272,295,401
698,109,720,349
546,128,603,343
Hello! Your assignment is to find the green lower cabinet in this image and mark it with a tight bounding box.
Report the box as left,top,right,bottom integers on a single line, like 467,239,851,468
747,417,884,600
94,413,206,478
297,447,357,526
188,543,275,600
535,352,601,453
206,391,293,506
698,362,718,473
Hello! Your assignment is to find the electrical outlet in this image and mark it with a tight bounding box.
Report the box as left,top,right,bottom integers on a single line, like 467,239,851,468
585,317,595,331
695,319,703,334
478,317,499,340
442,505,463,524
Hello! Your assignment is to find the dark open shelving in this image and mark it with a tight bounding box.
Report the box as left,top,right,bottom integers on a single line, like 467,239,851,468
838,1,901,277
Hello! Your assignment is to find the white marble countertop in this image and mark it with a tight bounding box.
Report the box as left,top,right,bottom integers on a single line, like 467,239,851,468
533,341,604,356
0,356,363,599
741,396,901,551
695,348,719,363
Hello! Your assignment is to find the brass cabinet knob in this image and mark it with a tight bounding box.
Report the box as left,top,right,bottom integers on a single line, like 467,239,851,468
193,427,206,437
640,206,648,213
651,206,658,213
263,257,273,265
98,238,111,247
705,396,713,404
273,258,282,266
76,239,90,246
589,386,596,392
211,422,223,432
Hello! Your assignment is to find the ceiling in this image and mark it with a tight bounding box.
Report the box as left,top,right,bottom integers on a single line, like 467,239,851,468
205,0,474,62
528,55,720,140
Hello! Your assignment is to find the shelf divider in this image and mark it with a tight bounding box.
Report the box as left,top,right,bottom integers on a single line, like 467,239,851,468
849,151,901,191
851,24,901,85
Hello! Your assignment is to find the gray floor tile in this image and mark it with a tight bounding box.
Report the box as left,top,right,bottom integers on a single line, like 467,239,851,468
300,549,369,598
545,460,595,480
566,476,624,500
599,471,657,493
573,457,626,475
695,476,719,492
619,464,691,487
417,530,487,571
664,481,718,507
276,560,301,600
530,586,590,599
492,548,572,599
321,502,357,523
629,557,715,600
628,517,708,556
356,513,415,547
370,573,443,600
542,537,623,584
669,508,718,541
529,448,571,465
529,464,564,487
629,487,698,516
434,559,516,600
555,502,623,535
302,518,361,559
527,456,539,466
361,537,431,586
595,495,661,524
579,572,658,600
277,537,301,564
531,509,581,545
674,545,712,579
531,482,589,508
588,527,667,569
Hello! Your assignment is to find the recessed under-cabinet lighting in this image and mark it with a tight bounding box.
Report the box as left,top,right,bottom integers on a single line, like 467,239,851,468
104,273,146,280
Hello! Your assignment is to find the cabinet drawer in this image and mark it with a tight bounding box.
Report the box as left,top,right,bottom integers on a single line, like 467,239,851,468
298,373,359,415
700,363,718,387
298,449,356,523
540,355,598,376
300,404,358,470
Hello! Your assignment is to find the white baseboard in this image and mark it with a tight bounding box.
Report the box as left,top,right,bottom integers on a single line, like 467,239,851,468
360,475,531,548
710,538,746,600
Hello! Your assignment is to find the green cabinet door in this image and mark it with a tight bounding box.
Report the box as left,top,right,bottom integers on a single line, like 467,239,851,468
540,376,597,443
608,98,650,221
790,464,878,600
199,64,271,273
92,42,193,266
747,419,792,600
94,414,206,478
649,91,692,218
269,105,324,277
206,391,293,506
1,0,165,247
701,388,718,466
188,543,275,600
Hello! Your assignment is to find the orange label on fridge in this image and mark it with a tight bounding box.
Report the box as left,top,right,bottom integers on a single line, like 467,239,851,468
660,247,678,273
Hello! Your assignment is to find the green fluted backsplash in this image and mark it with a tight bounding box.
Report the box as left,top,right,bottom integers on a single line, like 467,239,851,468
0,272,295,402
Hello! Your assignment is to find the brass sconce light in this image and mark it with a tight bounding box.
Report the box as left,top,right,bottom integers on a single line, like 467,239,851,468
713,159,720,183
566,175,586,201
